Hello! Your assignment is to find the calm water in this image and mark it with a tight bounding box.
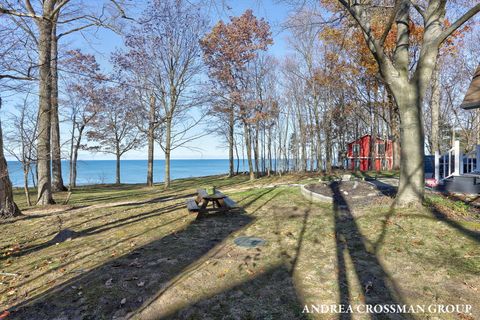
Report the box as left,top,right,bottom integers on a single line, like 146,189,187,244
7,160,248,187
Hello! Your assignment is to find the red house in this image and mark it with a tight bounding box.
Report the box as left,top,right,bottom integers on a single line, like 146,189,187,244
346,135,393,171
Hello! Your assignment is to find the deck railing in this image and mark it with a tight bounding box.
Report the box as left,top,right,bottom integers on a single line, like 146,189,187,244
435,140,462,181
435,142,480,181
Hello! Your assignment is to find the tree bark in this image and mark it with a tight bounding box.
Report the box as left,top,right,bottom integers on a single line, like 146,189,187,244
228,107,234,177
36,8,55,205
164,118,172,189
70,124,84,189
394,85,425,206
116,149,121,185
147,95,155,187
253,124,260,176
267,126,272,176
430,62,441,155
243,121,255,180
50,25,67,192
0,98,22,218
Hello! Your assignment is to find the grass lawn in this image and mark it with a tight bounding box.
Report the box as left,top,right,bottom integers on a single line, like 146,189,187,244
1,173,479,319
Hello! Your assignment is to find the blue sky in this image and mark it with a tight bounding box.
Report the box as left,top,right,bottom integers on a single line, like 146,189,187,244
0,0,295,161
64,0,293,160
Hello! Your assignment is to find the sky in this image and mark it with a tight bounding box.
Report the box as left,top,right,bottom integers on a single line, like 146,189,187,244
0,0,296,161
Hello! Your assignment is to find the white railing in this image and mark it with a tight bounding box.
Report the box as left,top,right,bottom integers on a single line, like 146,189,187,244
435,140,462,181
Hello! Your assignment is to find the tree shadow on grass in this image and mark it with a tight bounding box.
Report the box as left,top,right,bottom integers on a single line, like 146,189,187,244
330,182,410,320
1,203,185,261
10,210,253,319
163,265,308,320
429,205,480,243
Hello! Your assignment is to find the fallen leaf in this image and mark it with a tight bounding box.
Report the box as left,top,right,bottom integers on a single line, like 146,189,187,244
120,298,127,305
105,278,113,287
137,281,145,287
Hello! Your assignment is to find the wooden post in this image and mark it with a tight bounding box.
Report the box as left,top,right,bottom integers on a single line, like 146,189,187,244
453,140,462,176
434,150,440,181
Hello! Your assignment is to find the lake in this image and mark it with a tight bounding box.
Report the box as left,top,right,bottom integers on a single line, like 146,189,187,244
7,159,249,187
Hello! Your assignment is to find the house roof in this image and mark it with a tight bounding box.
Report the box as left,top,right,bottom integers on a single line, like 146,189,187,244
460,65,480,110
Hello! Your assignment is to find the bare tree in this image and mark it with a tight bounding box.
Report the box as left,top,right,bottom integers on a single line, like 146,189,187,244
122,0,208,189
86,86,141,184
0,97,22,218
62,50,105,188
4,96,38,206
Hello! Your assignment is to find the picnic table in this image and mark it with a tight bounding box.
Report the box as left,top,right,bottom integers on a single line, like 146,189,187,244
186,189,238,214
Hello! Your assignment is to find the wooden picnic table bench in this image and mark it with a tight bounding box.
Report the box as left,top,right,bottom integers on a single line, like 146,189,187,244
185,189,238,214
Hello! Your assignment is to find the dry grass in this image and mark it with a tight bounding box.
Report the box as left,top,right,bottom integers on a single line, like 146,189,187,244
0,174,479,319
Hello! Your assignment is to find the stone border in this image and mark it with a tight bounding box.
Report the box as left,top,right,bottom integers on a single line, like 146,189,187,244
300,181,387,203
300,184,333,203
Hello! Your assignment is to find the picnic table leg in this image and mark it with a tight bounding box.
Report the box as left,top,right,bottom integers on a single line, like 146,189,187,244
199,199,209,214
216,199,228,212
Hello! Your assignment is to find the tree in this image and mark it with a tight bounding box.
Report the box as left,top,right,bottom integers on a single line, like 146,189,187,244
116,0,207,189
62,49,105,188
4,97,39,206
0,97,21,218
0,0,67,204
87,86,141,184
201,9,273,180
333,0,480,206
0,0,129,204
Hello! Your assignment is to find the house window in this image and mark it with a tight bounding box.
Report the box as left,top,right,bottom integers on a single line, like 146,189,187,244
376,143,385,156
353,144,360,156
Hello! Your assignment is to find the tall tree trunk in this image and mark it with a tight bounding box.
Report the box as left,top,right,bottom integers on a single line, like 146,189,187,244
116,149,121,185
370,87,379,171
243,121,255,180
70,125,84,188
325,117,332,173
23,165,31,207
36,12,55,205
253,124,260,177
0,98,21,218
69,118,75,189
147,95,156,187
50,25,66,192
430,62,441,155
388,93,401,170
164,119,172,189
228,107,234,177
394,85,425,205
267,126,272,176
234,135,240,175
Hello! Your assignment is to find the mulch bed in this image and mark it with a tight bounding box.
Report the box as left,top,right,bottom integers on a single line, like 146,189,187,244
306,181,394,197
305,180,396,206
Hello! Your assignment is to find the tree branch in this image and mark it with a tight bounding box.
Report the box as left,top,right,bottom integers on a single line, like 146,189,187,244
380,0,401,46
110,0,134,20
409,0,425,20
0,6,40,19
0,74,36,81
437,3,480,45
58,23,97,39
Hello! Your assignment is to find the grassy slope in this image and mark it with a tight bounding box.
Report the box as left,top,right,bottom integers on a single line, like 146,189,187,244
1,173,479,320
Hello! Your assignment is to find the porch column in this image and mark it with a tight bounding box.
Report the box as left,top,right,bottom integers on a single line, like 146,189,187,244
453,140,462,176
434,150,440,181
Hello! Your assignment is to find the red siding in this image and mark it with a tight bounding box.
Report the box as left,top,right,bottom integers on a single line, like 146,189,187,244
346,135,393,171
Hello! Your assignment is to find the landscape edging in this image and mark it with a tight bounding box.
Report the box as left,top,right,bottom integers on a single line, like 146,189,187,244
300,184,333,203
